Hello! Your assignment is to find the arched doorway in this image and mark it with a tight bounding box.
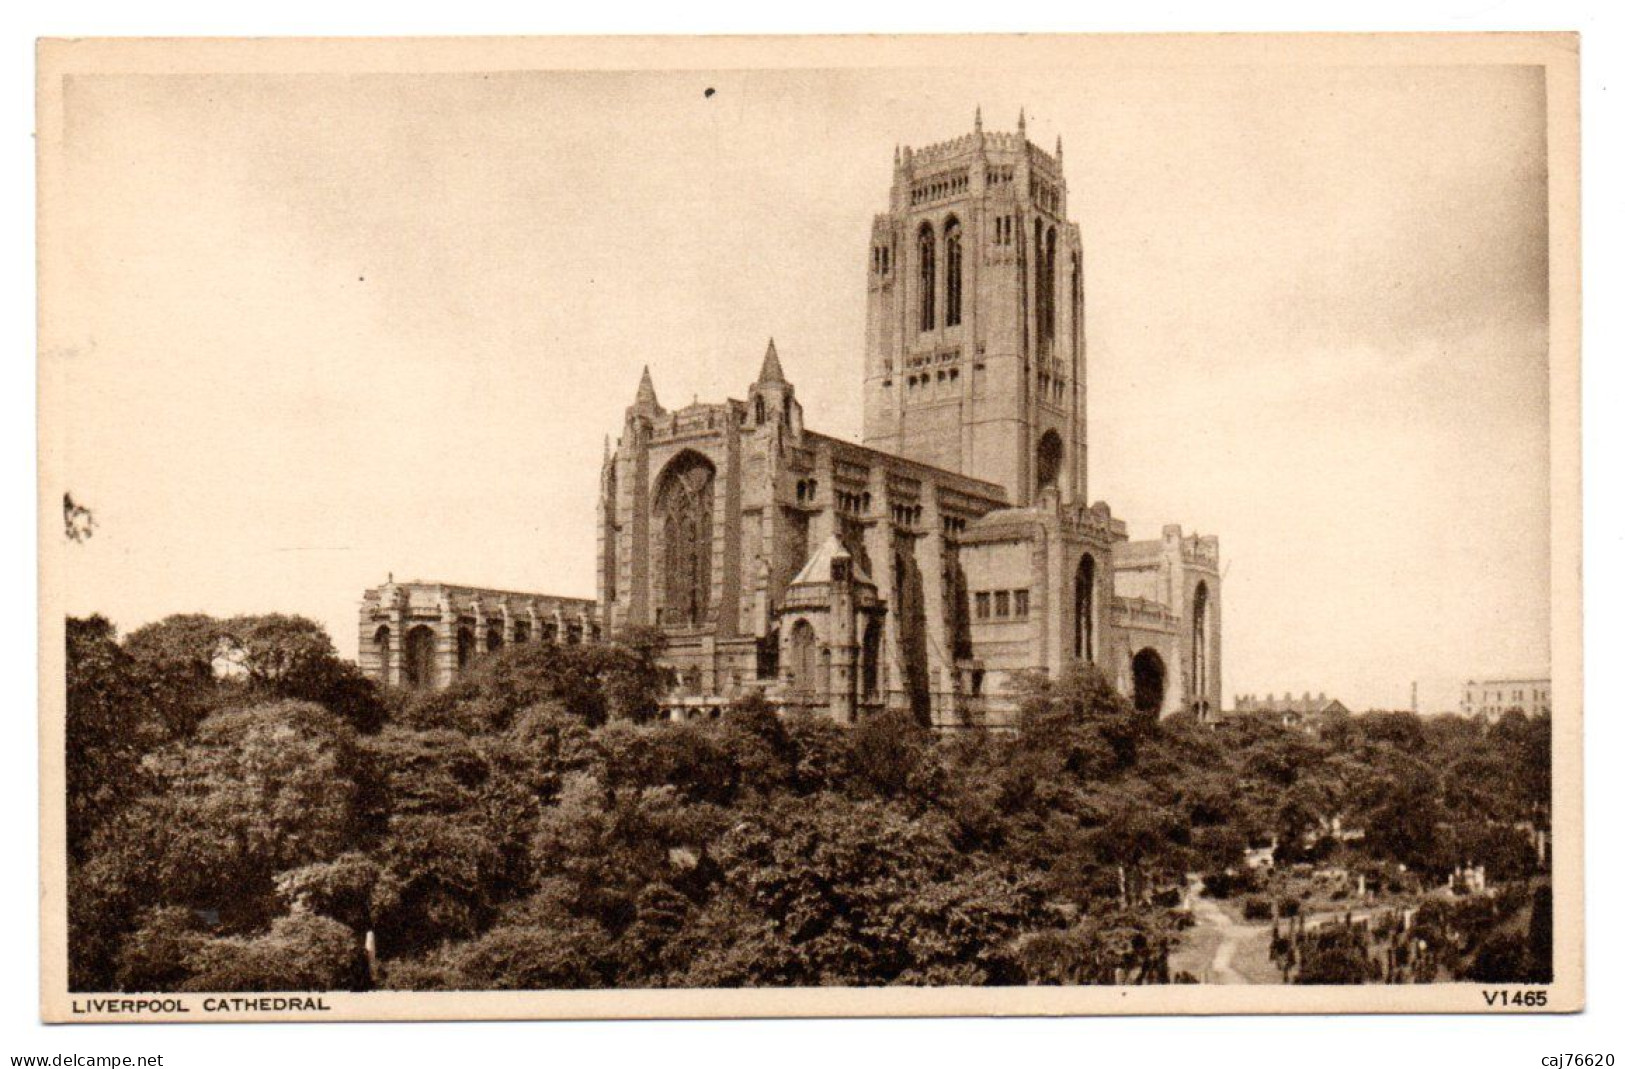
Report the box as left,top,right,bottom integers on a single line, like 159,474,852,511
1073,554,1096,662
405,625,438,690
486,622,504,653
372,626,391,683
1035,429,1064,495
1131,648,1166,717
456,627,475,670
1191,582,1210,721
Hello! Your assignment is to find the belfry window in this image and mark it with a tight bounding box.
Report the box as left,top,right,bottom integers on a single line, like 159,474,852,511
1036,223,1058,353
918,223,936,332
944,217,963,327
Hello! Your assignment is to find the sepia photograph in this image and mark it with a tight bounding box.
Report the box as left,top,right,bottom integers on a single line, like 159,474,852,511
36,32,1582,1021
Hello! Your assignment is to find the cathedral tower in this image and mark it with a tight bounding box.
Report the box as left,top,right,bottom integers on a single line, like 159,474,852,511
862,109,1085,507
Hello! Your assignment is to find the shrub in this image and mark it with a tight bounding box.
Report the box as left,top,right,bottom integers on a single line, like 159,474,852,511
1242,896,1274,921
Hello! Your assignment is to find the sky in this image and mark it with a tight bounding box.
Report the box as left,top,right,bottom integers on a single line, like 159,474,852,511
46,61,1552,713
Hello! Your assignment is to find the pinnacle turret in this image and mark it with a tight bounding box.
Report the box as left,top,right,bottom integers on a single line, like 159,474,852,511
757,337,787,385
633,365,661,411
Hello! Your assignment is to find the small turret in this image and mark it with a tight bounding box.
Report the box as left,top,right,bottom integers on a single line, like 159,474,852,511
747,337,801,434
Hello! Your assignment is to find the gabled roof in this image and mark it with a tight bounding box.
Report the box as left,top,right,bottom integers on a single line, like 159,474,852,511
788,534,874,588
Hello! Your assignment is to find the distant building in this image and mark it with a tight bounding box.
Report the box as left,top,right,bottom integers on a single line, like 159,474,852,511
1460,675,1550,719
358,580,597,691
1231,691,1351,726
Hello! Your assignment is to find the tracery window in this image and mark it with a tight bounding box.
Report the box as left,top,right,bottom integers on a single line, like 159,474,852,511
918,223,936,332
656,452,716,628
944,217,963,327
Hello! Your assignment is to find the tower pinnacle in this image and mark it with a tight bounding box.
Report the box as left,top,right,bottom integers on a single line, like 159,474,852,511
1018,107,1026,136
974,105,982,133
757,337,787,385
634,365,661,411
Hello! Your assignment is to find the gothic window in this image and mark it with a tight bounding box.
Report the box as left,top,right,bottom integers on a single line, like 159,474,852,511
513,619,532,644
1074,554,1096,663
917,223,936,332
1192,581,1211,721
457,626,474,668
655,451,716,629
1035,429,1064,494
603,467,618,603
1070,250,1082,348
405,625,437,690
944,217,963,327
487,623,504,652
861,615,883,699
1036,224,1058,352
789,619,817,692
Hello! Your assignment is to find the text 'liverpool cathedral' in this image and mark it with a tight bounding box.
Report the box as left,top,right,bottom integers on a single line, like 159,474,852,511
361,112,1222,730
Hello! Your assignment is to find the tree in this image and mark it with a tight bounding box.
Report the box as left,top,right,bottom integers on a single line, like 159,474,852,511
1015,664,1149,778
146,701,363,924
181,914,367,992
66,616,164,859
124,613,385,733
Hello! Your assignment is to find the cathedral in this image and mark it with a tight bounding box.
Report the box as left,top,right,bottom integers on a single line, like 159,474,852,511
596,112,1220,729
361,112,1221,730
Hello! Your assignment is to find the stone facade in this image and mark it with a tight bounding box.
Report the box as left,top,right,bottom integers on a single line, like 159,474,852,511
599,115,1223,728
358,580,596,691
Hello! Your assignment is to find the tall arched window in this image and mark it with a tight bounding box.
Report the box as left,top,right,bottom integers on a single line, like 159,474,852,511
457,626,474,668
1192,582,1211,721
603,467,618,603
487,622,504,653
1070,250,1082,352
944,217,963,327
1035,429,1063,494
861,615,883,699
1036,225,1058,351
1074,554,1096,662
917,222,936,332
788,619,817,693
655,452,716,628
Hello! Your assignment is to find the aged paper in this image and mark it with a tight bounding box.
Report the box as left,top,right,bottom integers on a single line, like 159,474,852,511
38,33,1581,1020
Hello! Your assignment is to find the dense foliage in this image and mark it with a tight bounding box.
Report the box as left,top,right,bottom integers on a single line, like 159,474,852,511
66,614,1551,991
